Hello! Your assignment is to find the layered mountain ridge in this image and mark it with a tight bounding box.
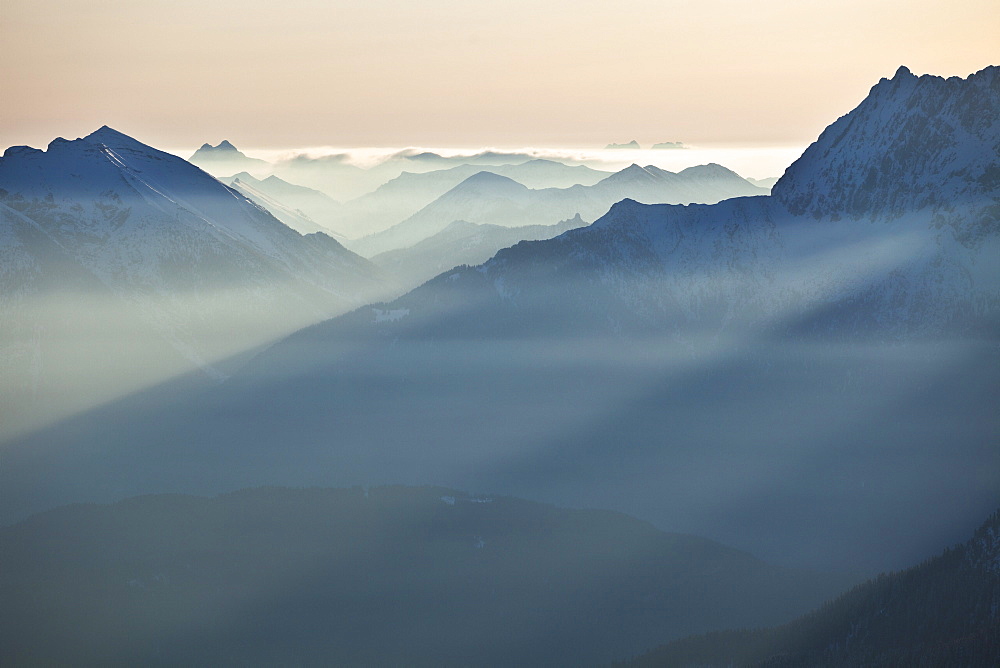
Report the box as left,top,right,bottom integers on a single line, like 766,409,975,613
1,67,997,579
349,161,766,257
192,65,999,570
0,127,395,439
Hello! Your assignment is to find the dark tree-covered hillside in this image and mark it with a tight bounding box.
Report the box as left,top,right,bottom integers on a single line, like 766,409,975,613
0,486,849,667
625,507,1000,667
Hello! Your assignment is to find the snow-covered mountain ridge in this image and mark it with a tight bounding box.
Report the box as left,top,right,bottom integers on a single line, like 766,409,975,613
0,127,395,439
425,65,1000,340
773,66,999,235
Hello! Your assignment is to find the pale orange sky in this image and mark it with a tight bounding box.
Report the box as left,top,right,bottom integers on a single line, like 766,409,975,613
1,0,997,151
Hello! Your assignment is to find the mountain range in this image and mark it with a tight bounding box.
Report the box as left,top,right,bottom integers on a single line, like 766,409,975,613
370,215,589,288
220,172,343,236
264,149,553,203
332,158,611,239
0,127,394,440
1,67,995,578
0,64,996,665
348,163,767,256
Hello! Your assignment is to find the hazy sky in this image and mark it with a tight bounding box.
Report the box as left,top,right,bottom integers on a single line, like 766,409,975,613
2,0,997,151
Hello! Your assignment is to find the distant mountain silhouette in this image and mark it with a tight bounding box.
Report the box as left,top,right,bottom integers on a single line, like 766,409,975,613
349,162,765,256
607,140,641,149
371,215,588,288
188,139,270,175
335,159,611,239
220,172,344,236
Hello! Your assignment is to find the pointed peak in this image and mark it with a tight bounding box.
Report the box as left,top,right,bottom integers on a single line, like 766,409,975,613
875,65,918,89
643,164,675,177
193,140,242,154
85,125,134,144
190,140,259,162
227,171,262,185
83,126,158,155
893,65,913,80
599,163,656,186
609,164,653,180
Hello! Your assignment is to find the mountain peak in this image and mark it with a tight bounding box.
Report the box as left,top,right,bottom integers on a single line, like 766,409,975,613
620,164,649,176
773,64,999,219
606,140,640,150
677,163,740,179
46,137,73,149
84,126,145,150
193,140,243,155
189,140,267,168
603,164,655,184
459,171,525,190
198,139,242,155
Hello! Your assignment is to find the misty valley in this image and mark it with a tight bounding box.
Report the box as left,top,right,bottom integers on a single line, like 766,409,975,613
1,66,998,666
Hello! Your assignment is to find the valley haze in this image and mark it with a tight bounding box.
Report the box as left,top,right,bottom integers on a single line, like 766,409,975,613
0,0,998,657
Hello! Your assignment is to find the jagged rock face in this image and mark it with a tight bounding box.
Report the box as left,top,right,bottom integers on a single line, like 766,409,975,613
773,66,1000,240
